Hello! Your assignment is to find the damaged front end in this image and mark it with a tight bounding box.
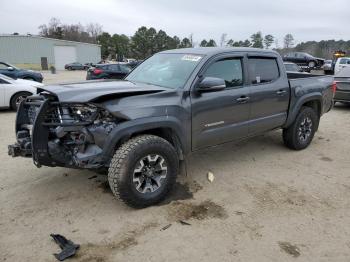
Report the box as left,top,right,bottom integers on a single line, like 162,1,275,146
8,94,119,169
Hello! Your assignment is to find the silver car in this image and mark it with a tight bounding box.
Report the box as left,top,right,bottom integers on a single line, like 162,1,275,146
334,67,350,104
323,60,334,74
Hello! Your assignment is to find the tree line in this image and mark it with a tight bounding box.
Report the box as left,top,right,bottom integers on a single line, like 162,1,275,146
36,18,349,60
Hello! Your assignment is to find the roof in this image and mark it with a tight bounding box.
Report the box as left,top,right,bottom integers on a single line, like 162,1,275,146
0,34,101,46
160,47,279,56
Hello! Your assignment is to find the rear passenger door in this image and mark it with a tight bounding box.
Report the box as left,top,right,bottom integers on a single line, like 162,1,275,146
107,64,125,79
247,55,290,135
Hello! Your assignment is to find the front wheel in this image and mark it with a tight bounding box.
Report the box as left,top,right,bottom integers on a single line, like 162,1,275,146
10,92,32,111
108,135,179,208
283,107,319,150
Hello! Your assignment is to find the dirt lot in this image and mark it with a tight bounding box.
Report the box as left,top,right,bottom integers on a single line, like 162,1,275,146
1,72,350,262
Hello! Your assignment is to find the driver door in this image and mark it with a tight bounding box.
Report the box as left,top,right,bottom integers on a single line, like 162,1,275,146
191,55,251,150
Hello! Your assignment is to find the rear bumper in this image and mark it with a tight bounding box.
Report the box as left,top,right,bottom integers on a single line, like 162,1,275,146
334,90,350,102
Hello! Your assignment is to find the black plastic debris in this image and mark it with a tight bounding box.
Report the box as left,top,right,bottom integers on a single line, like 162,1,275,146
179,220,191,226
88,175,97,180
50,234,80,261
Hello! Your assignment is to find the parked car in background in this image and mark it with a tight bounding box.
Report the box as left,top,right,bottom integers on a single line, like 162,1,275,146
334,57,350,74
323,60,334,75
334,67,350,105
86,63,132,80
0,73,43,110
64,62,88,70
284,62,304,72
126,60,143,69
283,52,325,71
9,47,334,208
0,62,43,83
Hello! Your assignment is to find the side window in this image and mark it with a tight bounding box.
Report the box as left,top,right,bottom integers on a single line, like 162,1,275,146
108,64,120,70
204,58,243,88
120,65,132,73
0,63,8,70
248,58,280,84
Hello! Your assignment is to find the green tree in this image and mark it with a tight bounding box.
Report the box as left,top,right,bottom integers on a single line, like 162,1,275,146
130,26,157,59
264,34,274,49
251,32,263,48
180,37,192,48
207,39,217,47
97,32,112,59
200,39,208,47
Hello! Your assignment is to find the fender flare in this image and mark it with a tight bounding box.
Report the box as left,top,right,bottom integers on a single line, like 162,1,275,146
101,116,189,161
284,92,323,128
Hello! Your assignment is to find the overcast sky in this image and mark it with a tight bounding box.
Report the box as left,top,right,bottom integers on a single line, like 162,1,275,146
1,0,349,46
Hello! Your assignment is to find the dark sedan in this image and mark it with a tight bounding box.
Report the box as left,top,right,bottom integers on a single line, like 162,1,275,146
65,62,88,70
86,63,132,80
0,62,43,82
334,67,350,105
283,52,325,71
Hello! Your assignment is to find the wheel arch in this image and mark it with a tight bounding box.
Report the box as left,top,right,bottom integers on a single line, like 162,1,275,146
284,94,322,128
9,90,33,108
101,116,189,163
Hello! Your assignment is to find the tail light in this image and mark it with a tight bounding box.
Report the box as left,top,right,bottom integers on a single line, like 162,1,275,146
332,81,337,93
93,68,103,75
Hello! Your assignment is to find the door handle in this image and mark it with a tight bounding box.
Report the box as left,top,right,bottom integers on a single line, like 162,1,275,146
236,96,250,103
276,90,287,96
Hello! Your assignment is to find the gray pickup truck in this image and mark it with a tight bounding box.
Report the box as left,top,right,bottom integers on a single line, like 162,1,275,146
8,47,334,208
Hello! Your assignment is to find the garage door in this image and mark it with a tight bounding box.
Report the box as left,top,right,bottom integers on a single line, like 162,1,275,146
54,46,77,70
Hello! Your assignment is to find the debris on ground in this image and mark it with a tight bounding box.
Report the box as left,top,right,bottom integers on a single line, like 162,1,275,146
160,224,172,231
207,172,215,182
234,211,245,216
179,220,191,226
50,234,80,261
88,175,97,180
278,241,301,257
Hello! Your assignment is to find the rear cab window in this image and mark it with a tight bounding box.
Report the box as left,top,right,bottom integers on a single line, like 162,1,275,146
248,57,280,85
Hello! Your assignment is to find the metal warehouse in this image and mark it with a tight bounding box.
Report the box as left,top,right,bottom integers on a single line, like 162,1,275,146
0,35,101,70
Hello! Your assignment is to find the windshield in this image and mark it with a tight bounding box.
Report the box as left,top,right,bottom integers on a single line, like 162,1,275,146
126,53,203,89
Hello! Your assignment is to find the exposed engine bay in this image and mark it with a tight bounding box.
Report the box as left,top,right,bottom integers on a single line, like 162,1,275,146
9,94,119,169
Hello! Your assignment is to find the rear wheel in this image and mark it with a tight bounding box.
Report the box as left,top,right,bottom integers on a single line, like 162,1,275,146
10,92,32,111
108,135,179,208
308,61,316,68
283,107,319,150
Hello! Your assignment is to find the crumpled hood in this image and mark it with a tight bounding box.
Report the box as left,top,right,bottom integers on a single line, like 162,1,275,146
37,80,168,102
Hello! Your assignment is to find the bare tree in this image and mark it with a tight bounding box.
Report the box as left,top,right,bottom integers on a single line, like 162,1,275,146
86,23,103,42
284,34,295,49
220,33,227,47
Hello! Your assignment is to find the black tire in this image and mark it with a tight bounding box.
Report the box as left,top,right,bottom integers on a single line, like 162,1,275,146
283,107,319,150
108,135,179,208
10,92,32,111
67,67,72,71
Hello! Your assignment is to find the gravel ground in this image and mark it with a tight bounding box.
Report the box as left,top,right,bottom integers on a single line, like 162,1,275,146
1,72,350,261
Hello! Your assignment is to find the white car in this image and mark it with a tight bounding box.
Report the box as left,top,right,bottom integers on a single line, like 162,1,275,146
0,74,43,110
334,57,350,74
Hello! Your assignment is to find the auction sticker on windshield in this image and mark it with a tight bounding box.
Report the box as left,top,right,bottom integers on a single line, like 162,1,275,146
181,55,202,62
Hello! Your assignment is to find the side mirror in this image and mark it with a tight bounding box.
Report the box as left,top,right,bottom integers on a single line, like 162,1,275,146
7,67,14,71
197,77,226,92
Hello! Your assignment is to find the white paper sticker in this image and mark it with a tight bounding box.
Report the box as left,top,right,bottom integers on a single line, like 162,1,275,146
256,76,261,83
181,55,202,62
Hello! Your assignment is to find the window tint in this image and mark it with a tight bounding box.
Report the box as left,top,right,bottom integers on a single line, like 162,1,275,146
108,64,120,70
119,64,132,73
204,58,243,88
248,58,279,84
339,58,350,65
